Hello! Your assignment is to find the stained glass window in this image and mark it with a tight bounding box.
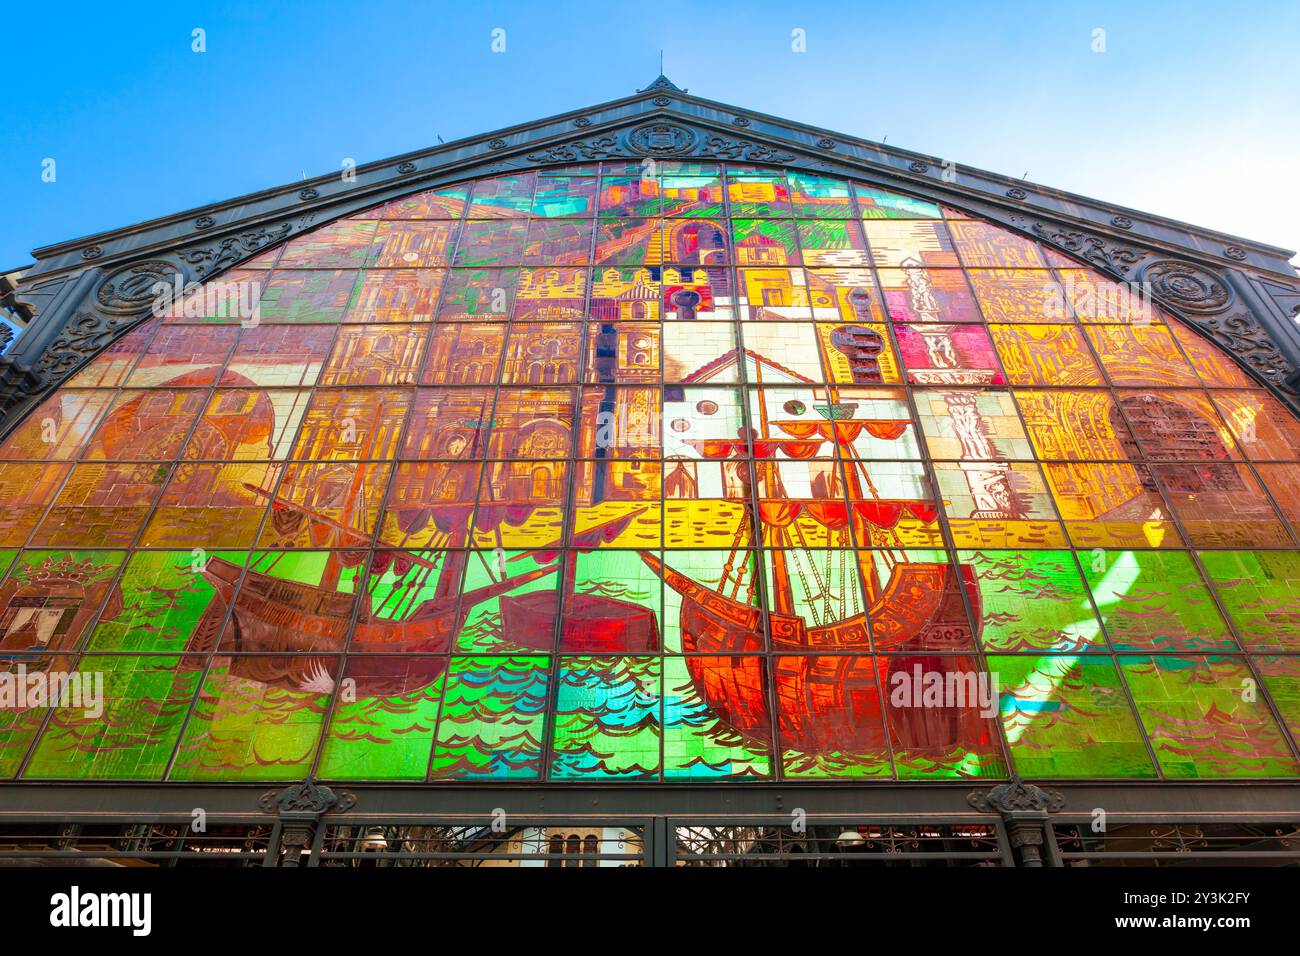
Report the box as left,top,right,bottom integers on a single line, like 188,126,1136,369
1,163,1297,783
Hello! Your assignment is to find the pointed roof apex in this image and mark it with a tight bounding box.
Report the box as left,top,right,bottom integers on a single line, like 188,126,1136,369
641,73,684,93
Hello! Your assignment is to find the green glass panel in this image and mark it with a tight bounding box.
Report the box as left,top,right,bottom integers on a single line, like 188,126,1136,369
854,183,942,219
429,656,549,780
317,660,445,781
1121,655,1299,778
24,654,201,779
1199,550,1300,651
962,550,1107,652
88,550,247,651
990,654,1154,777
662,655,772,780
1083,550,1233,652
168,656,336,781
1257,656,1300,746
550,656,661,780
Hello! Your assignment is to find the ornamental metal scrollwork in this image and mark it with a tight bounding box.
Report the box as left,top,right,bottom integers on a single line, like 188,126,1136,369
96,259,185,315
644,75,681,92
178,222,294,279
1006,187,1028,200
625,123,696,156
696,134,794,163
1028,223,1149,275
1223,245,1248,261
1139,259,1234,314
81,246,103,260
298,187,319,201
1111,215,1133,229
525,135,619,164
396,161,417,174
1201,312,1296,390
35,311,134,377
194,215,215,230
967,777,1065,814
258,777,357,817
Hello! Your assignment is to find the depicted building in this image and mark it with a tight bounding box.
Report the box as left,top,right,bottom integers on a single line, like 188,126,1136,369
1,75,1299,866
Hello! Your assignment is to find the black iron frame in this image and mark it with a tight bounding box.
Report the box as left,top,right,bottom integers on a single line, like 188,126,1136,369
1,778,1299,866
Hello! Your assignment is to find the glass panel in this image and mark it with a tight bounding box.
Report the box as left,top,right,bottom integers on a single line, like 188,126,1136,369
991,325,1104,386
24,655,202,780
962,550,1106,652
429,656,549,780
369,221,460,269
663,655,772,780
169,655,339,781
0,390,116,460
854,183,941,220
990,655,1154,777
259,270,359,323
1082,550,1232,652
1121,656,1299,778
1200,550,1300,651
967,269,1068,323
550,656,661,780
864,220,959,268
346,269,444,322
317,657,444,780
876,266,982,324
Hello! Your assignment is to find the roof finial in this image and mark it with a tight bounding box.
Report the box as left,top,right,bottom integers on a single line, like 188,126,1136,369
641,65,684,93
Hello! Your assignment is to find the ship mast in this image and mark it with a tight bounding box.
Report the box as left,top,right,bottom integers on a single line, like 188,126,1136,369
810,321,885,605
317,401,388,592
751,356,796,617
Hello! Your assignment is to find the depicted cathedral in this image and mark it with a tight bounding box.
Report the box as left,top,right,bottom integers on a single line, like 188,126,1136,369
0,74,1299,867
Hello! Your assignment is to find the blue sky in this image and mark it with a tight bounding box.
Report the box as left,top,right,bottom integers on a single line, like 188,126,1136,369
4,0,1298,269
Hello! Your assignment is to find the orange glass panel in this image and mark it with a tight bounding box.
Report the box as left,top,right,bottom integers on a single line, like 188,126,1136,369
990,324,1104,386
1042,461,1182,549
31,462,167,547
1083,324,1199,386
1212,390,1300,461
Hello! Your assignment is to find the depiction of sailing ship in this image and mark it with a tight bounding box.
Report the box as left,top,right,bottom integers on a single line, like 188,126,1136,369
641,310,996,757
184,397,658,697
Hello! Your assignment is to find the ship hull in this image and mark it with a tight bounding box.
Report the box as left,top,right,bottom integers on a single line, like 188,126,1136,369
642,553,992,755
187,556,553,697
500,590,660,653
